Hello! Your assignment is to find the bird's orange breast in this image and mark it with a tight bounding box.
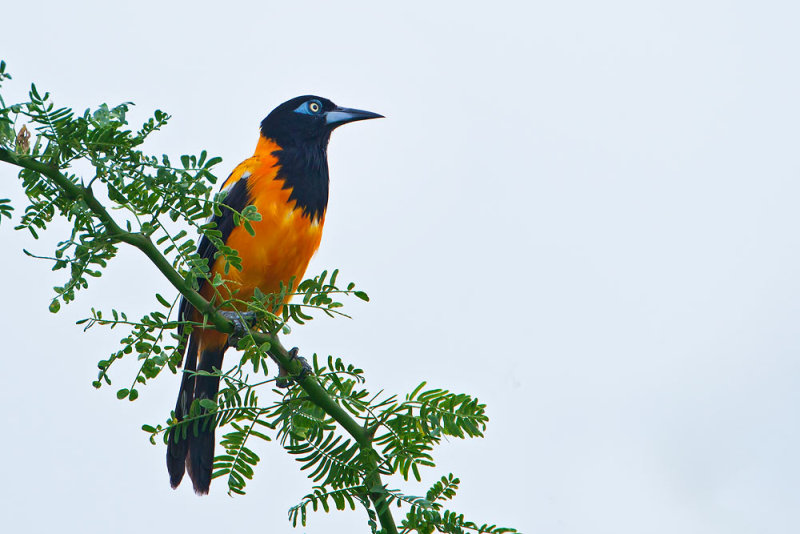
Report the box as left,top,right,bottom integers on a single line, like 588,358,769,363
209,137,325,307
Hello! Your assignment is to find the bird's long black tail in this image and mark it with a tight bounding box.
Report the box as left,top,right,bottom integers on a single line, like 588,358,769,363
186,345,224,494
166,334,197,489
166,333,226,494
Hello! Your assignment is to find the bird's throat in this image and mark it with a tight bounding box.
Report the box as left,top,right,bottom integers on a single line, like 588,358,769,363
260,137,329,221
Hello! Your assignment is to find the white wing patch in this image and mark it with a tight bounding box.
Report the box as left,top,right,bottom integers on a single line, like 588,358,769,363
205,170,252,224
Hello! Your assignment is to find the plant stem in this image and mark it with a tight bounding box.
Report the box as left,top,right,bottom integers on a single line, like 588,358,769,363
0,147,399,534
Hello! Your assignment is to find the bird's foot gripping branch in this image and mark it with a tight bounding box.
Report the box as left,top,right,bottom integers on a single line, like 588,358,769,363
220,310,258,348
0,60,518,534
276,347,312,387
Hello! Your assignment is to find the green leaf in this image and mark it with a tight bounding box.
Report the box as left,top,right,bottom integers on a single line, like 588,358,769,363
198,398,217,410
243,220,255,237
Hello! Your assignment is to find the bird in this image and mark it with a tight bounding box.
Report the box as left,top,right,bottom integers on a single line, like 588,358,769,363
166,95,382,494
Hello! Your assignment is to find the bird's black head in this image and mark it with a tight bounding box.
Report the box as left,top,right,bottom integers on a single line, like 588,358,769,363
260,95,383,148
258,95,382,220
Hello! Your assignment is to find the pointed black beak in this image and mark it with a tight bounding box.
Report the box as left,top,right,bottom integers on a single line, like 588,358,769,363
325,106,384,128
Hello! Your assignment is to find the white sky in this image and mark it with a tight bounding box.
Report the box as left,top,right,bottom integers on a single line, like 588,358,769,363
2,1,799,532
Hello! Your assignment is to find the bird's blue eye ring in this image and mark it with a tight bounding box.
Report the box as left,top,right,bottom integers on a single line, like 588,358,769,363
294,99,323,115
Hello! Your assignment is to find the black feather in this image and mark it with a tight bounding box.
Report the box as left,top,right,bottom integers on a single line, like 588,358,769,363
186,347,225,495
274,143,329,220
197,176,252,274
166,333,198,488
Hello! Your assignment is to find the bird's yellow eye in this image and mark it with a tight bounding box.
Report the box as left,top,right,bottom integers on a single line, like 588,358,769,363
308,101,321,113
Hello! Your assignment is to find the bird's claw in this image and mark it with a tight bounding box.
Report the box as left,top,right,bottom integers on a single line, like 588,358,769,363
220,311,257,348
276,347,312,388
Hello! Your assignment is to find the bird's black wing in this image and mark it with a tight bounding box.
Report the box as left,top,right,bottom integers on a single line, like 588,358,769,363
176,174,252,347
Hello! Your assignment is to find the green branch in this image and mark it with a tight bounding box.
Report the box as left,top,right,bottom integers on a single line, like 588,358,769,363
0,146,399,534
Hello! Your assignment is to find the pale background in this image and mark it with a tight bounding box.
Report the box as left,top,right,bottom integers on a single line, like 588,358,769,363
1,1,799,533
